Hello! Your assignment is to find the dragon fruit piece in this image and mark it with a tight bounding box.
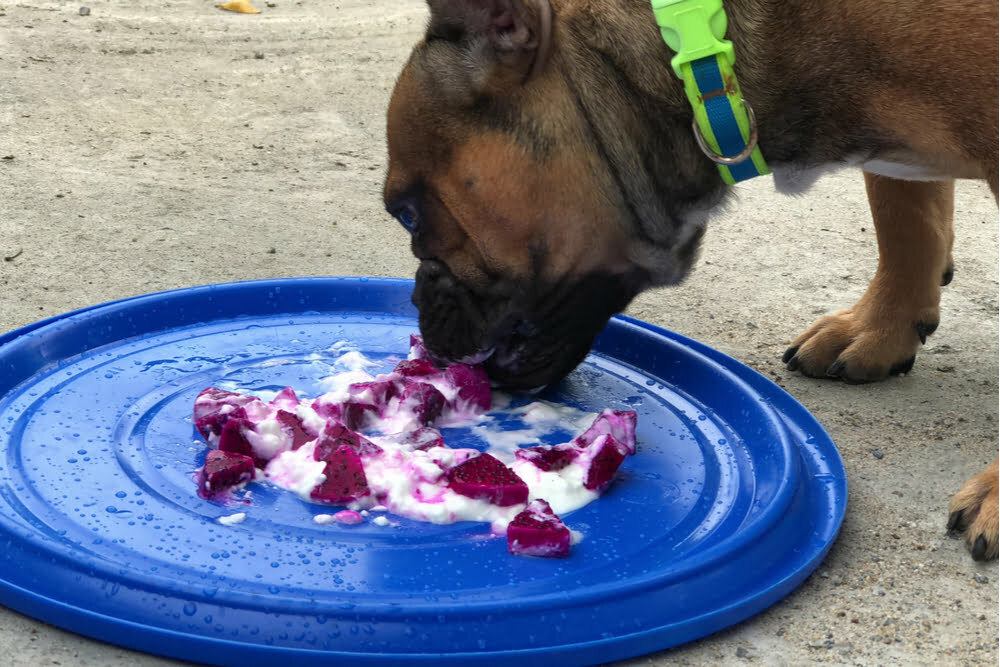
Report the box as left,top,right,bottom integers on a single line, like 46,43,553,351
573,409,638,454
507,499,571,558
195,405,248,442
275,410,315,450
399,381,446,425
332,509,365,525
348,379,399,408
394,358,440,378
217,417,271,467
311,396,344,422
310,444,370,504
198,449,256,499
399,426,445,451
314,421,382,461
193,386,261,440
514,443,580,472
269,386,299,411
193,387,258,420
340,401,379,431
581,434,630,492
409,334,427,359
446,453,529,506
444,363,491,412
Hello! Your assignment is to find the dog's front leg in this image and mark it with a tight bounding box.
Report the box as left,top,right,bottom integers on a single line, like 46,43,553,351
782,174,954,383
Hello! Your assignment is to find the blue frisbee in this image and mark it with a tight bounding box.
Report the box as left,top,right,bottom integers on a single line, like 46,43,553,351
0,277,846,665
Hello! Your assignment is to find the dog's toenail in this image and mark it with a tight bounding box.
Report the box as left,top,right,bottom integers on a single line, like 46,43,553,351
826,360,845,378
915,321,938,344
786,355,800,372
782,346,799,364
947,509,964,534
972,534,988,560
941,265,954,286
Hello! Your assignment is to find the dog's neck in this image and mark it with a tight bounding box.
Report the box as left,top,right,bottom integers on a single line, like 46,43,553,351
551,0,892,171
532,0,904,284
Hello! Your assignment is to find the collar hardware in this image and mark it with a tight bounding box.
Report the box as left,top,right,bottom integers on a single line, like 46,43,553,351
650,0,769,184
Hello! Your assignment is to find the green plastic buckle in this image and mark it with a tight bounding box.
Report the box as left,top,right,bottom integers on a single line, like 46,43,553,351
651,0,734,79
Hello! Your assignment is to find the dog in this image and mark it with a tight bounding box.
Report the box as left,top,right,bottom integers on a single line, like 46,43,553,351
382,0,998,559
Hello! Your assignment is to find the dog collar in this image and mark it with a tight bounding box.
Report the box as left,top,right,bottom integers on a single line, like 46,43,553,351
650,0,769,184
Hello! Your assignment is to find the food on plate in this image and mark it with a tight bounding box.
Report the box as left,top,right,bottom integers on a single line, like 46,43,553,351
197,450,255,499
507,499,571,558
191,336,637,557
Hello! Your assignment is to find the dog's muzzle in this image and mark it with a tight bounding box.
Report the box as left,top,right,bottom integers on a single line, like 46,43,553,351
411,260,642,390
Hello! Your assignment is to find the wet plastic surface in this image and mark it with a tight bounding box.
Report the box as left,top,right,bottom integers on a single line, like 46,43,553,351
0,277,846,666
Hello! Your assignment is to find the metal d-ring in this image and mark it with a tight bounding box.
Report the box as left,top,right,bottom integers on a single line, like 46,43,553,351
692,99,760,166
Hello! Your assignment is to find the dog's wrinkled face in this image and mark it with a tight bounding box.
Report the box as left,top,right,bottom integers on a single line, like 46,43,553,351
384,0,708,389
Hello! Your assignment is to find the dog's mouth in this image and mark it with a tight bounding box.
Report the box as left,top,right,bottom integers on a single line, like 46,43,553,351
412,260,643,390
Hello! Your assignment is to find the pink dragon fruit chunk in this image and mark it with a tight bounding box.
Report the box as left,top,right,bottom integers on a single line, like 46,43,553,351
507,499,571,558
446,453,529,506
195,405,248,442
193,387,258,420
514,443,580,472
399,381,446,425
217,417,271,467
332,509,365,525
340,401,379,431
311,396,344,422
193,386,261,440
269,386,299,411
444,363,491,412
310,444,370,504
394,358,440,378
582,434,630,492
574,409,638,454
314,421,382,461
347,379,399,408
198,449,256,499
275,410,315,450
399,426,446,451
408,334,428,360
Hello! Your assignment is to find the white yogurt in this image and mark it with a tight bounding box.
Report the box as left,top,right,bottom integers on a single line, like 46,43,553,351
217,512,247,526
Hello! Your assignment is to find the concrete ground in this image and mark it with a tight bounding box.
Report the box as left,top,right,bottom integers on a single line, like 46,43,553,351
0,1,996,664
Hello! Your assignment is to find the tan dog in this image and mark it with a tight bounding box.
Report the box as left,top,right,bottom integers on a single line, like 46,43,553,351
383,0,998,559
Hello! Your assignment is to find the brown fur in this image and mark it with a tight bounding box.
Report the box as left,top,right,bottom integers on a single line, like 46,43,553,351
384,0,999,558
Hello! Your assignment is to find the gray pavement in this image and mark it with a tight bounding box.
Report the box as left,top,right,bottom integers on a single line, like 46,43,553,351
0,1,997,665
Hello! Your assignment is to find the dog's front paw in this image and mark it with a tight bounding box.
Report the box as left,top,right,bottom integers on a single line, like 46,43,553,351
948,457,999,561
782,301,938,383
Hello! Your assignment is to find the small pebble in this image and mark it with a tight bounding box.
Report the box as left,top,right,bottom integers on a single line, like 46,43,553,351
79,6,90,15
974,574,988,584
871,448,883,459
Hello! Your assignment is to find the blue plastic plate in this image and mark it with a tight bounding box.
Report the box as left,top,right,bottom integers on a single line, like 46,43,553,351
0,278,846,665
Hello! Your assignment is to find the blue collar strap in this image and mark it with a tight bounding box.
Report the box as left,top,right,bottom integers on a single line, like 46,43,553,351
650,0,770,184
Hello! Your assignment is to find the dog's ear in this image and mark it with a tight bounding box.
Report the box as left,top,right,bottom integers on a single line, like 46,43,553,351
425,0,552,92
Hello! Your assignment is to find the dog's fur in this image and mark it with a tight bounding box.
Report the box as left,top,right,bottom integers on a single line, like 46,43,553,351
383,0,998,559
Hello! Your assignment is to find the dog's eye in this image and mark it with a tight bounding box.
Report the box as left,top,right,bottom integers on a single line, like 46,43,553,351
392,202,420,234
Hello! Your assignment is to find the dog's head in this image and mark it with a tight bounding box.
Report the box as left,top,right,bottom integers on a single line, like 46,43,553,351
384,0,722,389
